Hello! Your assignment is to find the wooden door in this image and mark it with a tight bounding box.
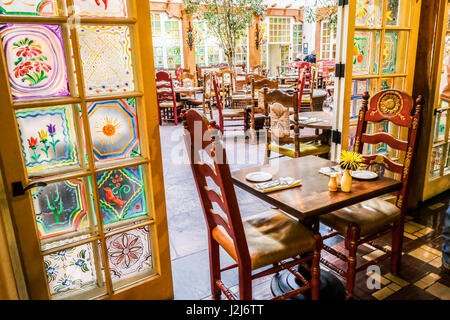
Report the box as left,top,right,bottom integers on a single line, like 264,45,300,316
0,0,173,300
422,0,450,200
332,0,422,163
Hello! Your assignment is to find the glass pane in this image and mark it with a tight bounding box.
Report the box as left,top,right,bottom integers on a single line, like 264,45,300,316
429,145,444,179
44,243,105,299
350,78,378,119
32,178,93,241
77,25,135,96
386,0,401,26
97,165,147,225
74,0,127,17
102,226,153,287
16,105,80,176
382,31,400,74
355,0,382,27
353,31,374,75
1,24,69,100
0,0,57,16
434,109,448,142
87,98,140,162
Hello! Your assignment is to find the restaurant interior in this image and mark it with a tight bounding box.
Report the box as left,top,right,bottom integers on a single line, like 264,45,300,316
0,0,449,302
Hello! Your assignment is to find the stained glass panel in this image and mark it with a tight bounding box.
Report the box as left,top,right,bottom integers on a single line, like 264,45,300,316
32,178,90,240
97,165,147,224
88,98,140,162
430,145,444,179
386,0,400,26
435,109,448,142
353,31,373,75
1,24,69,99
382,31,398,74
0,0,56,16
16,105,80,175
77,25,135,96
103,226,153,285
44,243,103,298
74,0,127,17
355,0,382,27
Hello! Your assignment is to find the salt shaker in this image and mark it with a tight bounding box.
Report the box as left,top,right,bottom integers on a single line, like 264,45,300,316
328,174,338,192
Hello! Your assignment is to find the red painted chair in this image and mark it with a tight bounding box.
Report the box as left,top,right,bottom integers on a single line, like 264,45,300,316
297,62,312,89
155,71,183,125
212,74,248,134
181,108,322,300
319,90,424,299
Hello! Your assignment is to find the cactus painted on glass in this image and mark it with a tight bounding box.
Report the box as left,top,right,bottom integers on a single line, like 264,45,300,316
46,187,64,224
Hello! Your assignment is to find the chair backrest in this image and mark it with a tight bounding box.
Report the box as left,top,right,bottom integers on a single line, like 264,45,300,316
155,71,176,106
203,72,213,99
297,62,312,89
179,73,196,88
354,90,424,210
251,78,278,99
297,70,307,108
212,74,225,133
181,109,251,268
233,73,250,92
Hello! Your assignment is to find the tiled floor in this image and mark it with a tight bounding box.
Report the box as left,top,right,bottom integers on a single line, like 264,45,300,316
160,109,450,300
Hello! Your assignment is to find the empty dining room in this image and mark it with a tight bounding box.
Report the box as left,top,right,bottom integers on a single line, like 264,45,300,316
0,0,449,311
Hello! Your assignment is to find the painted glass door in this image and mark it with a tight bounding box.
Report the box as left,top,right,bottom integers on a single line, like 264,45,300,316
0,0,172,300
423,0,450,200
332,0,421,165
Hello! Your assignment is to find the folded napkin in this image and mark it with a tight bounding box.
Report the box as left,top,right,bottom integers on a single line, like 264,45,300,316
319,166,343,176
254,177,302,193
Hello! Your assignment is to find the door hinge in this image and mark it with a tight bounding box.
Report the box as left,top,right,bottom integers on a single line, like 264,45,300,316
338,0,349,6
335,63,345,78
331,130,342,145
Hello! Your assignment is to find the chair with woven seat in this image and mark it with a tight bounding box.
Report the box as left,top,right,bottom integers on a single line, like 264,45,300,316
156,71,183,125
181,108,322,300
212,74,248,134
319,90,424,299
264,88,330,163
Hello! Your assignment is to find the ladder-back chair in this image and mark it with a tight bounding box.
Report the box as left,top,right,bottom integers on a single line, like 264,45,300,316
179,73,202,110
264,88,330,163
212,74,248,134
319,90,424,299
202,73,214,119
250,78,278,140
155,71,183,125
181,108,322,300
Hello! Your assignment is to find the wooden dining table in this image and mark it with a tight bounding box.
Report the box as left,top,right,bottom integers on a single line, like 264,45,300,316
231,155,402,299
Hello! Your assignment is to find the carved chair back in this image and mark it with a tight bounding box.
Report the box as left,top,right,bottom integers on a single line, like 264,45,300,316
182,109,251,269
212,74,226,132
251,78,279,112
354,90,424,210
297,62,312,89
155,71,176,107
179,73,196,88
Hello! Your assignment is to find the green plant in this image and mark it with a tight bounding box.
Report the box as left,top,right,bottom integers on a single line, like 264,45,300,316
303,0,338,33
183,0,265,69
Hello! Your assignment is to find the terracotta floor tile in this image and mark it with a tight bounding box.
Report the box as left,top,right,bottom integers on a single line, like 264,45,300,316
408,247,439,263
388,282,402,292
429,257,442,269
426,282,450,300
384,273,409,287
362,249,385,261
404,223,422,233
420,245,443,257
372,287,395,300
414,273,441,289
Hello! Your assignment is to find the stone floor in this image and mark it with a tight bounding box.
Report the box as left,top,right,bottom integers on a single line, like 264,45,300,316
160,109,450,300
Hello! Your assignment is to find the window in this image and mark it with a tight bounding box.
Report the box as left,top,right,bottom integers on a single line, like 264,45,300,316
292,23,303,57
235,29,249,67
269,17,291,43
194,21,224,66
150,12,183,69
320,20,336,60
261,23,268,69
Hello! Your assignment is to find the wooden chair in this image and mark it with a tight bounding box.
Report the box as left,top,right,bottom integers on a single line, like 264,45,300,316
319,90,424,299
212,74,248,134
251,64,263,75
250,78,278,140
264,88,330,163
155,71,183,125
217,68,234,108
202,73,214,119
181,108,322,300
179,73,201,110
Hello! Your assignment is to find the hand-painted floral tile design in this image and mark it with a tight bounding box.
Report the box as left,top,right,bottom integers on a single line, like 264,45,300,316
0,24,69,99
103,226,152,282
355,0,375,26
16,105,80,175
350,79,369,119
44,243,100,297
74,0,127,17
88,98,140,162
353,31,372,75
77,25,134,96
97,166,147,224
0,0,56,16
32,178,89,240
381,31,398,74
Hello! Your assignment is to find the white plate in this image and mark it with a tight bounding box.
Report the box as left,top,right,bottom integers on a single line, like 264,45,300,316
351,170,378,180
245,172,273,183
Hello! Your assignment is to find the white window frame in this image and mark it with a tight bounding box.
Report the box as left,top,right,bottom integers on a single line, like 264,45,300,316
320,19,337,60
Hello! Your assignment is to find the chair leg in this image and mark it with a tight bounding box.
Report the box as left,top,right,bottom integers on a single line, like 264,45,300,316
174,106,178,125
346,225,360,299
209,238,221,300
311,234,322,300
264,147,271,165
391,217,405,274
238,266,252,300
